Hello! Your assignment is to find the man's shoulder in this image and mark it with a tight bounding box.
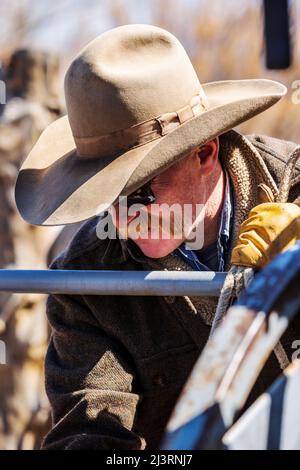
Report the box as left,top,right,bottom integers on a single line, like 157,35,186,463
245,133,300,185
246,133,299,167
50,216,127,270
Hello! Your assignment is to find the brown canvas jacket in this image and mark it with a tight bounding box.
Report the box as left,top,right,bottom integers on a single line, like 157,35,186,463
42,130,300,450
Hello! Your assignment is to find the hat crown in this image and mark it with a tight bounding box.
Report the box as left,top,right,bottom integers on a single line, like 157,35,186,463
64,24,201,139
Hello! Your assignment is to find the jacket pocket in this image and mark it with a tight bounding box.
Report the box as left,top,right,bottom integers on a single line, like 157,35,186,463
136,343,199,396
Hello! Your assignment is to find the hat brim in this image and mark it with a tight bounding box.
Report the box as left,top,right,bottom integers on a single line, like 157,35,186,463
15,79,286,226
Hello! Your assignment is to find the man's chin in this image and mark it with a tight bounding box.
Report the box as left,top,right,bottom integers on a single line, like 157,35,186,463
131,238,182,259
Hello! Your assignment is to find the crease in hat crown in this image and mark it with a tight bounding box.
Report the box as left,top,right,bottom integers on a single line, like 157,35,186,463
64,24,204,158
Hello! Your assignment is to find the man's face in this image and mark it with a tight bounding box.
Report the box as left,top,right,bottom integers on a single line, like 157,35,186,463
112,139,220,258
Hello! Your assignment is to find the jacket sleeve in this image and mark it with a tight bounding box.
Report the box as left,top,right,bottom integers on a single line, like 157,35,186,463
42,292,145,450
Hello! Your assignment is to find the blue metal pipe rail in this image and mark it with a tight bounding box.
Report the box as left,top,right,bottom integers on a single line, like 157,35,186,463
0,270,226,296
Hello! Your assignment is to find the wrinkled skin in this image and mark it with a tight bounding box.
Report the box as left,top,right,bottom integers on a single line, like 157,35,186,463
113,138,225,258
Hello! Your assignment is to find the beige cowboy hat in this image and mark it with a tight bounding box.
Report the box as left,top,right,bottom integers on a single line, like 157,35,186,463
15,24,286,226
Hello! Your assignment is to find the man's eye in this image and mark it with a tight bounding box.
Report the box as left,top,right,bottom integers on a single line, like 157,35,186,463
131,187,147,197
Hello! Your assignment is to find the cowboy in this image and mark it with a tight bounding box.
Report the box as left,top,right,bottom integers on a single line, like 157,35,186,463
15,25,300,450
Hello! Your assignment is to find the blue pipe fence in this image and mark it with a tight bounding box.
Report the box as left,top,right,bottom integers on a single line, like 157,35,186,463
0,270,226,296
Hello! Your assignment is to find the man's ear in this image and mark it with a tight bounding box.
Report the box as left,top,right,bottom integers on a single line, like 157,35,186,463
197,137,219,176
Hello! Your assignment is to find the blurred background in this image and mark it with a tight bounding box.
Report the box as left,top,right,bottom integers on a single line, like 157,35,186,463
1,0,300,139
0,0,299,450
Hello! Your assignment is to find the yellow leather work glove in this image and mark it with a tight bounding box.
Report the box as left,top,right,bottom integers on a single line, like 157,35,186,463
231,202,300,269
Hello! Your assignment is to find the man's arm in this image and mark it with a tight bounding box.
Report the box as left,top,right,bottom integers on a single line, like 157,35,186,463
42,292,145,450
